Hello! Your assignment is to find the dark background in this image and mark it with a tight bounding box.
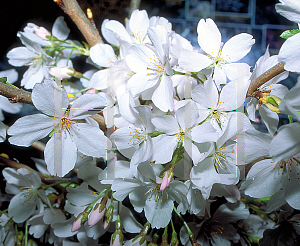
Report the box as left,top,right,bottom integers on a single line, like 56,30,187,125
0,0,295,245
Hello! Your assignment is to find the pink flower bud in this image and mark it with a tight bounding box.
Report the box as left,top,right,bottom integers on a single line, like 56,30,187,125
49,66,74,79
86,88,97,94
34,26,51,40
110,232,123,246
88,204,106,228
160,171,172,191
71,214,83,232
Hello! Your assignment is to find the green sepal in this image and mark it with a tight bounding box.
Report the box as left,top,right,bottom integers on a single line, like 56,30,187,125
280,29,300,39
0,77,7,83
49,129,55,138
148,131,165,137
267,97,278,107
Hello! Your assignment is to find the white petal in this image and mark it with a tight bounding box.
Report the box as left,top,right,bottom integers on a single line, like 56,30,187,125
120,205,143,233
197,18,221,55
112,127,140,150
276,1,300,23
144,193,173,229
152,135,178,164
90,43,116,67
8,114,54,147
270,123,300,161
73,123,108,158
0,69,18,83
45,133,77,177
129,9,149,42
191,157,221,190
266,190,286,213
244,129,272,164
175,103,199,130
112,178,143,201
8,191,38,223
7,47,35,66
101,19,119,46
70,93,106,119
190,121,218,143
184,140,203,165
0,121,6,143
148,25,169,64
32,80,69,116
152,75,174,112
126,45,156,72
52,16,70,40
52,217,77,237
118,91,142,125
222,63,251,81
259,105,279,136
105,20,132,43
192,77,218,108
89,69,109,90
152,115,179,135
213,66,227,86
127,72,159,97
278,32,300,73
283,164,300,209
241,159,282,198
179,49,212,72
221,33,255,62
219,78,248,111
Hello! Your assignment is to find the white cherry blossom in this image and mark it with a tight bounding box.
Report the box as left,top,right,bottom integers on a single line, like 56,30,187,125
8,80,108,176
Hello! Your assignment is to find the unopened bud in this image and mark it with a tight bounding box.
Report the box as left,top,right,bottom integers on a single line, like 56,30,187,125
132,222,151,245
110,219,123,246
71,205,93,232
102,202,114,229
170,231,179,246
160,170,173,191
49,66,74,79
88,196,108,227
148,233,159,246
160,226,169,246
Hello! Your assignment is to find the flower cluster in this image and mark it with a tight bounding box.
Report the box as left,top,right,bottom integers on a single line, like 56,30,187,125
1,0,300,245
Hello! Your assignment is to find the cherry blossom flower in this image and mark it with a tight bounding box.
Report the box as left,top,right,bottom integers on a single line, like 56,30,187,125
7,33,53,89
8,80,108,176
151,102,218,165
126,25,174,112
194,18,254,85
2,167,51,223
111,91,155,177
192,76,250,134
112,161,188,228
241,147,300,209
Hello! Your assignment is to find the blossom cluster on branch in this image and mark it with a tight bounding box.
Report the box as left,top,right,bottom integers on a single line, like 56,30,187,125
1,0,300,245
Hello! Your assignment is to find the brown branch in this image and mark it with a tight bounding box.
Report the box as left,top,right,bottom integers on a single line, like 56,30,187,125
129,0,141,17
246,62,286,97
0,83,33,105
60,0,103,46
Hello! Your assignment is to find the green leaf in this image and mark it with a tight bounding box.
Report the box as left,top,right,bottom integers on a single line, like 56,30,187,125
280,29,300,39
0,77,7,83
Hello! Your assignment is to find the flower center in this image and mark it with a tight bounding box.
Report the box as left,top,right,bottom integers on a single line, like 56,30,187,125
144,184,168,203
273,156,300,180
147,54,164,75
176,129,186,143
128,126,147,147
131,29,145,44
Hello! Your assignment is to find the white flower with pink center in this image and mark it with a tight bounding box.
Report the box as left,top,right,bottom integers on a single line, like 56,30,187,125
8,80,108,176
